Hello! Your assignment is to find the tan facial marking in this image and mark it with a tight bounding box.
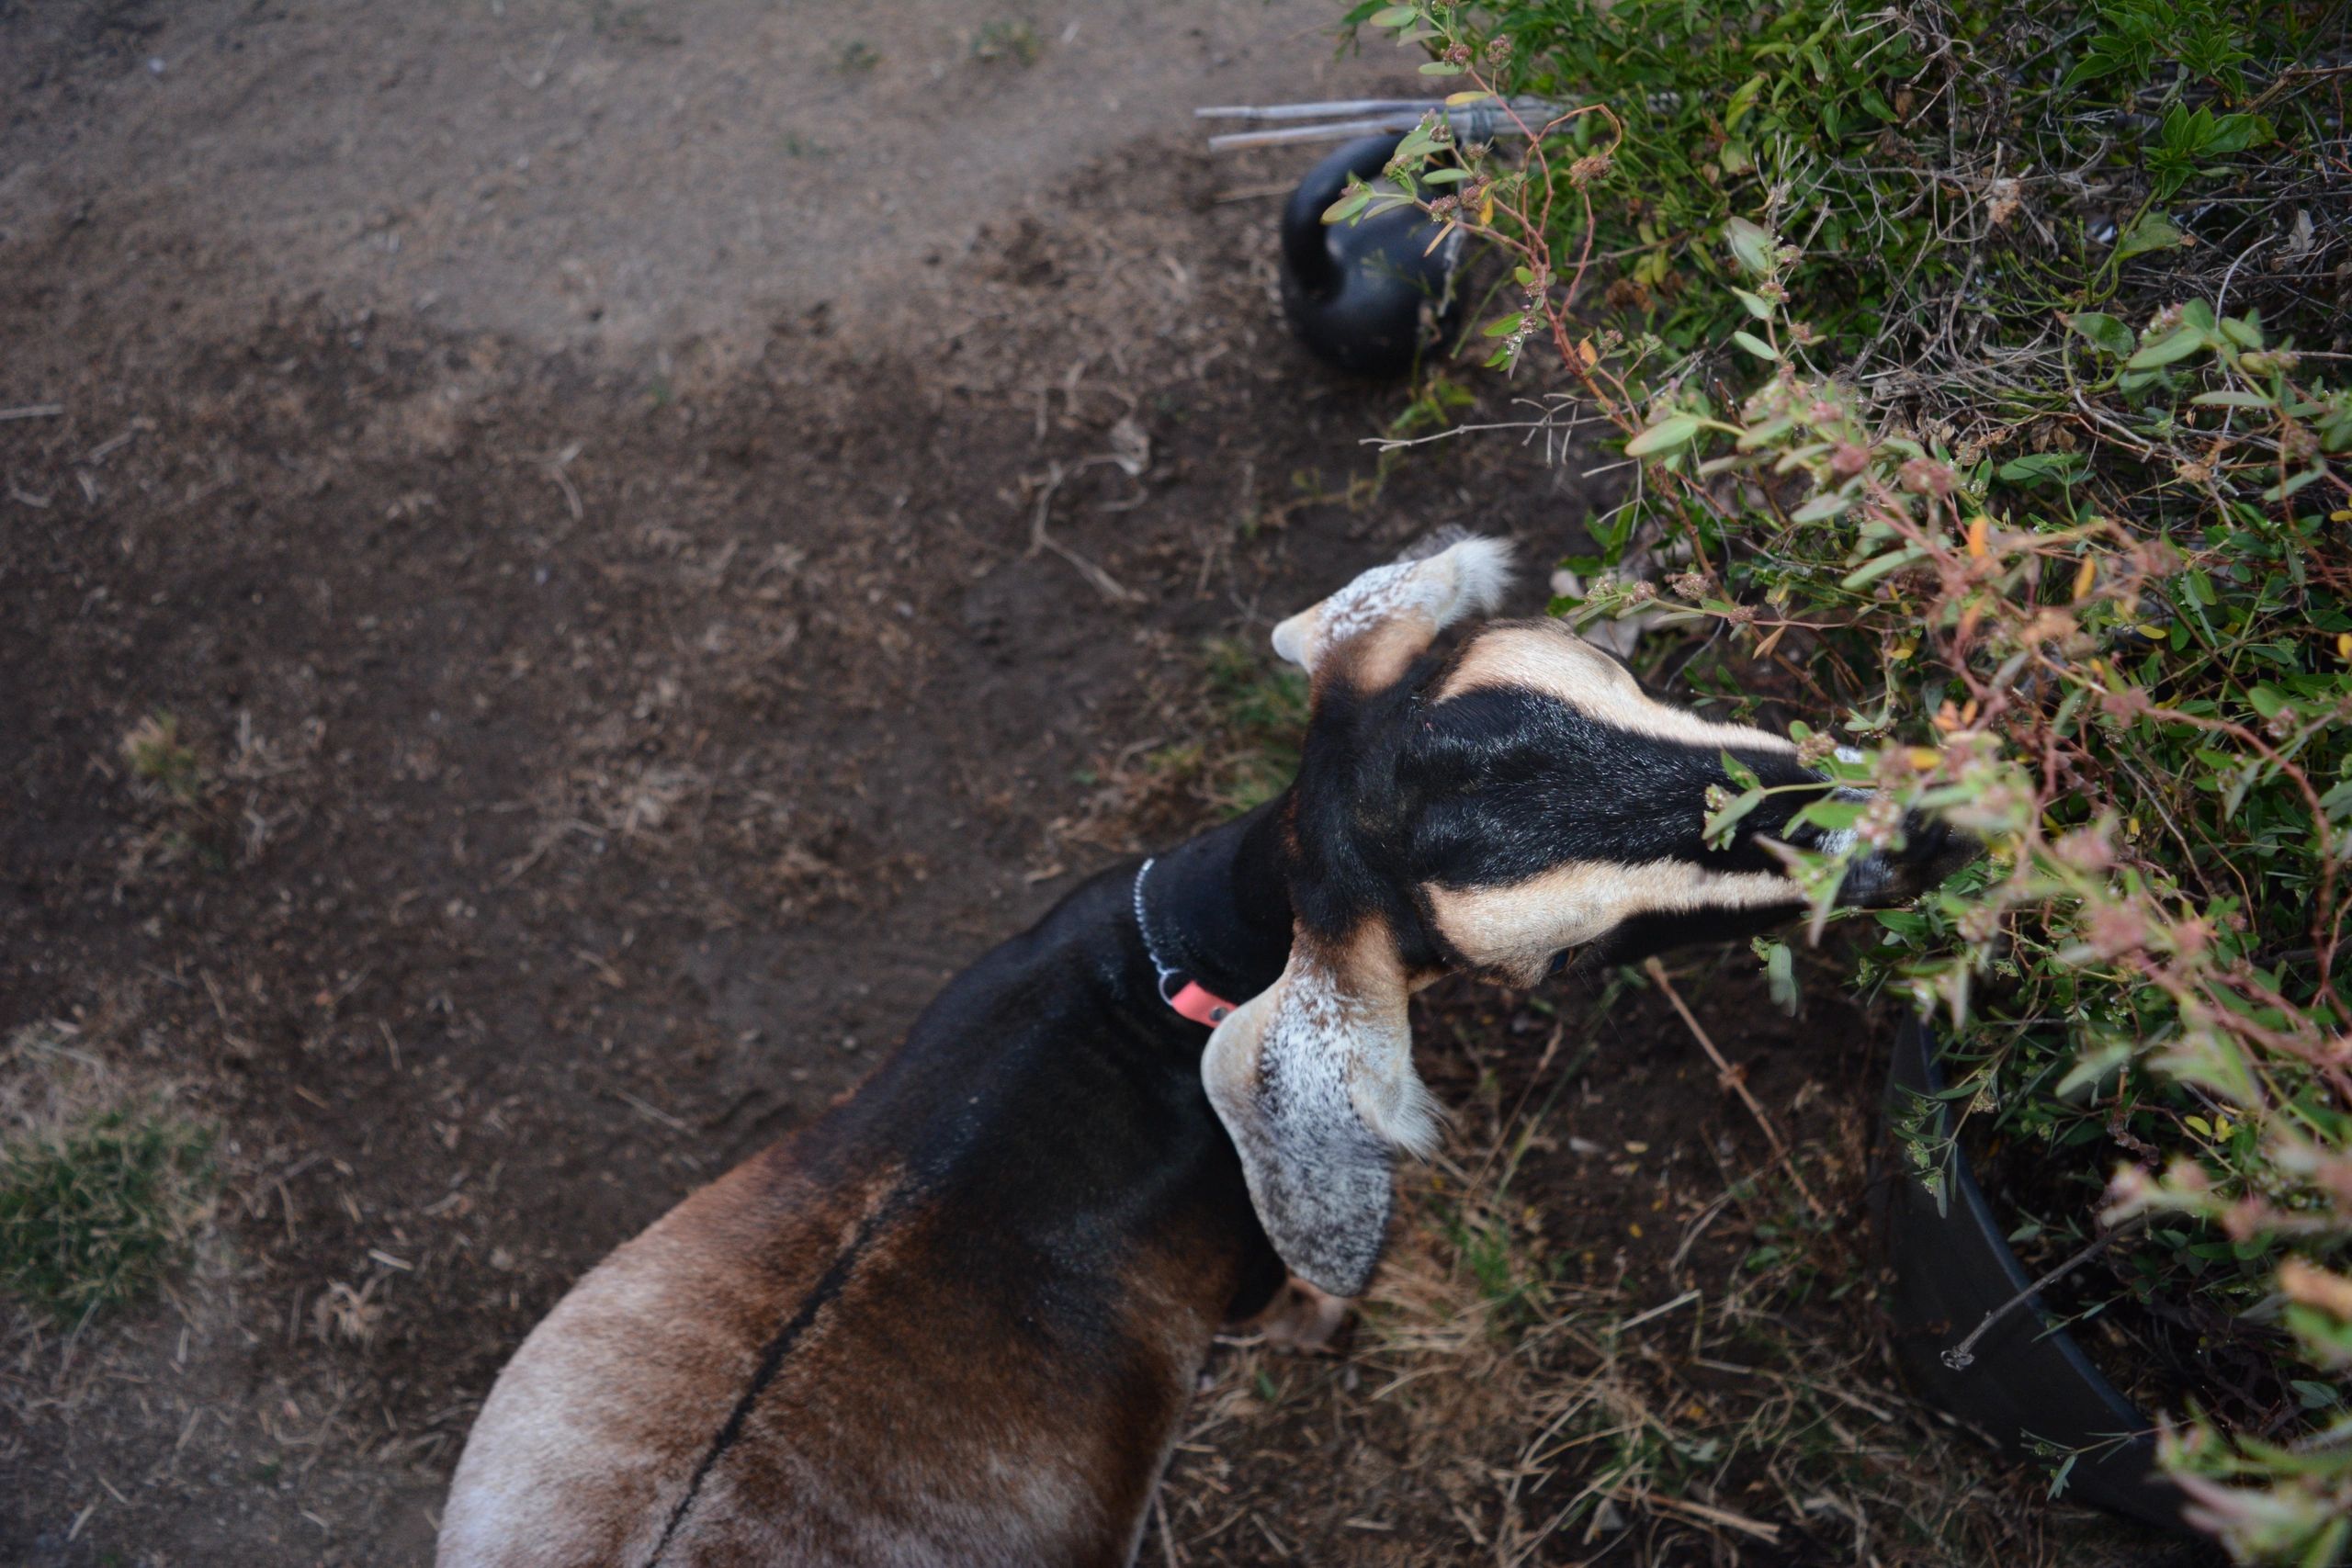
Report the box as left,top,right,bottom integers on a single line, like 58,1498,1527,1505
1438,622,1801,755
1427,860,1803,985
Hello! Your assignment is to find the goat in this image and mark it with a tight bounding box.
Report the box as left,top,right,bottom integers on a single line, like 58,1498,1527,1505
438,536,1969,1568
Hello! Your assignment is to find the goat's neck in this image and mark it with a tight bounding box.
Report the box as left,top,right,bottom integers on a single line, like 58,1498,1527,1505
1141,795,1295,1007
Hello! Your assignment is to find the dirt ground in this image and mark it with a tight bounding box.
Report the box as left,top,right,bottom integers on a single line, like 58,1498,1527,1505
0,4,2194,1565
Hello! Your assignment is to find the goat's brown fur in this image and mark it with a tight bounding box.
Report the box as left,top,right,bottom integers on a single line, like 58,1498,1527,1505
441,536,1971,1566
442,1095,1261,1567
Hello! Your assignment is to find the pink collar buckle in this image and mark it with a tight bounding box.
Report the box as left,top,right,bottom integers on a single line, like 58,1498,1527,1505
1166,979,1238,1028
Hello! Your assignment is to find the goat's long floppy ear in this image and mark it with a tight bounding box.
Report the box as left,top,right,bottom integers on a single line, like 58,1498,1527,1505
1202,926,1435,1298
1205,534,1515,1296
1271,532,1513,692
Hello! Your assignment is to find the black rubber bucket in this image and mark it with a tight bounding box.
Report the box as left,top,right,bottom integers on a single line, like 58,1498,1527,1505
1877,1014,2193,1534
1276,133,1465,379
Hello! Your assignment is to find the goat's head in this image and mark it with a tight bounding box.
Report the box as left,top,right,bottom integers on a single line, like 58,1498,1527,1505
1204,535,1975,1296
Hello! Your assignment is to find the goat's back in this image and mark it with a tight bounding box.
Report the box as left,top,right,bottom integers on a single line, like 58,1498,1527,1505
440,883,1275,1567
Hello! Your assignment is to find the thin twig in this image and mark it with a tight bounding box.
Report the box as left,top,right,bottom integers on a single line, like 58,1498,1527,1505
1643,957,1826,1221
1027,460,1142,604
541,442,584,523
1615,1286,1702,1333
1939,1213,2150,1372
1620,1486,1782,1542
0,403,64,422
1153,1488,1182,1568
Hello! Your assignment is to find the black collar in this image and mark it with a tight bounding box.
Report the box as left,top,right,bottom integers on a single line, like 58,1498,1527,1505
1131,857,1241,1026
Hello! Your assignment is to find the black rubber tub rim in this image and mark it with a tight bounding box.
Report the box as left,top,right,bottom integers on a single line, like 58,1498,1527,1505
1877,1012,2190,1533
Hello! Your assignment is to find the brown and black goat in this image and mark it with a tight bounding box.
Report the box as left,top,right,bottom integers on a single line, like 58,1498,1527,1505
437,536,1969,1568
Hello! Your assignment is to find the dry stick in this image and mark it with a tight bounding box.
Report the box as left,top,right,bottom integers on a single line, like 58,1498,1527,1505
1028,459,1142,604
1469,1020,1564,1190
1641,957,1826,1222
1153,1490,1182,1568
1624,1487,1782,1544
1939,1213,2150,1372
0,403,64,421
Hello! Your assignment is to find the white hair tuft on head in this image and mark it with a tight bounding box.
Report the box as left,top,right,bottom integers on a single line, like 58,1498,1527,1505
1271,535,1514,680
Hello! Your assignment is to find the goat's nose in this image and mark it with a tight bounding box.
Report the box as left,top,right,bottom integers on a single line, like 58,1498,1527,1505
1901,812,1950,861
1898,810,1980,880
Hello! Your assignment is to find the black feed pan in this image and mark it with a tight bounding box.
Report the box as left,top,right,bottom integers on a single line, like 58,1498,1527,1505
1879,1014,2194,1534
1277,133,1465,379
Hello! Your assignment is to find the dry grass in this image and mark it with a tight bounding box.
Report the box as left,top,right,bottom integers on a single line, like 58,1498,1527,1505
1149,969,2186,1567
1047,636,1311,863
119,712,204,805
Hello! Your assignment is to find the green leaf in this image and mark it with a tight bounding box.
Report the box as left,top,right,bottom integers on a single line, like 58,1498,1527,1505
1624,413,1705,457
1367,5,1419,26
2189,390,2276,410
1788,797,1862,833
1791,491,1851,523
2125,326,2209,370
2218,315,2264,351
1732,288,1774,321
1724,216,1777,278
1417,60,1462,74
2261,466,2329,502
1762,939,1797,1015
1731,330,1777,360
1998,452,2088,487
2202,112,2267,157
2062,49,2125,91
1481,311,1523,338
1841,544,1927,588
1703,788,1765,849
1720,750,1761,791
2055,1043,2133,1100
2066,312,2134,357
1724,74,1765,132
2114,213,2187,264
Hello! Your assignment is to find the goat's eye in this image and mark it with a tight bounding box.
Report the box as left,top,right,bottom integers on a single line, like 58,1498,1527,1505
1547,950,1570,976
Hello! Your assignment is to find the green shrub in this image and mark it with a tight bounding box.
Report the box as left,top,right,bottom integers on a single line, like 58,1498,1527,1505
1610,269,2352,1568
1340,0,2336,373
0,1107,214,1324
1336,0,2349,1557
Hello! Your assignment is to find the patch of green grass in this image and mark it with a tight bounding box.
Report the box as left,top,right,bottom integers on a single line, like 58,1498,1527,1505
120,712,202,804
1196,637,1309,816
1381,370,1476,457
1115,640,1309,824
1445,1201,1558,1334
834,38,880,73
0,1107,213,1324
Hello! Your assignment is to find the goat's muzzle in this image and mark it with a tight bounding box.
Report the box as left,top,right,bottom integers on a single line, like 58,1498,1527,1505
1837,809,1981,907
